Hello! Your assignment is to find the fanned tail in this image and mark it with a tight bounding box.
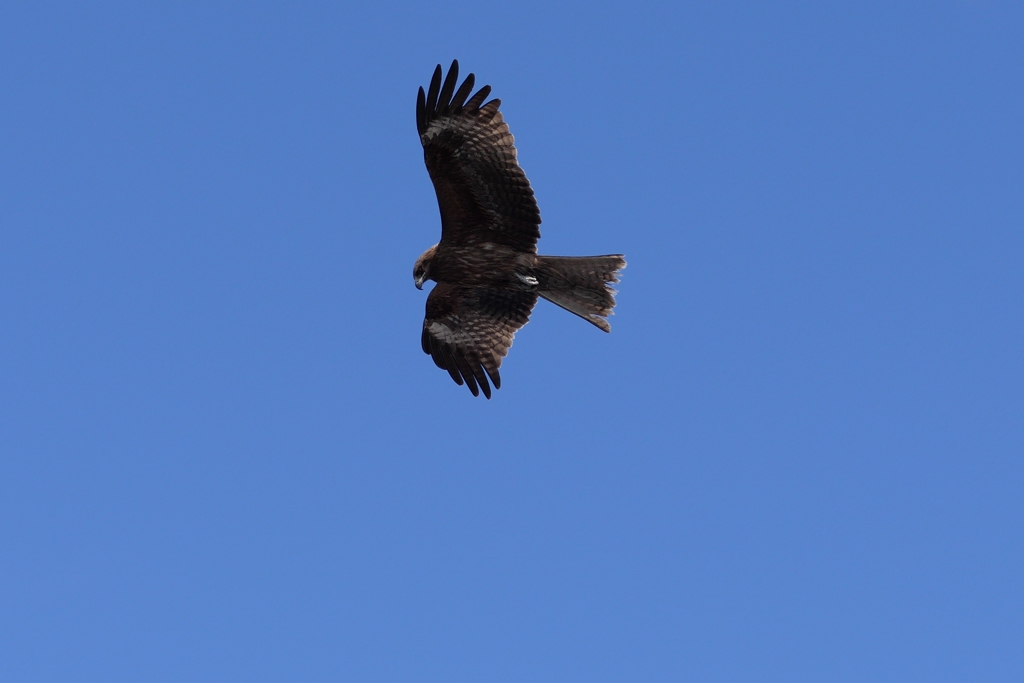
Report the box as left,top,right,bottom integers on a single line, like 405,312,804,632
535,255,626,332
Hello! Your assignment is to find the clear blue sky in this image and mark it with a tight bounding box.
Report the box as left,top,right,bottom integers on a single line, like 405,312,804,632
1,2,1021,681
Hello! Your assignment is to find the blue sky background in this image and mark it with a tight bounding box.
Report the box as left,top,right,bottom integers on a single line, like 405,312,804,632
1,2,1021,681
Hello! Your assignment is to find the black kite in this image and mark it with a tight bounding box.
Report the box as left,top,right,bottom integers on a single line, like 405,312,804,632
414,60,625,398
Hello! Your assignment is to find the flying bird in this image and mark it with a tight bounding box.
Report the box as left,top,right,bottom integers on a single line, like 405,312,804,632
414,60,625,398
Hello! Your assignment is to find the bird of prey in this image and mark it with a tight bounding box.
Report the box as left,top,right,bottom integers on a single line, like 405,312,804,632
413,60,625,398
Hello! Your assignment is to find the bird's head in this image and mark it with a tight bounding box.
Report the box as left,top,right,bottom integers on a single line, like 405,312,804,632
413,244,438,290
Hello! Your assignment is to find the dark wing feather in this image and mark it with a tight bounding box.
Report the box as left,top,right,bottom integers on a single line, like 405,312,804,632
416,87,426,138
437,61,460,115
422,283,538,398
462,84,491,112
450,73,475,112
424,64,442,119
417,60,541,253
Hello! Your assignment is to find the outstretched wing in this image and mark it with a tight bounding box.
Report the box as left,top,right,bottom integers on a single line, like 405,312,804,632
417,60,541,253
422,283,538,398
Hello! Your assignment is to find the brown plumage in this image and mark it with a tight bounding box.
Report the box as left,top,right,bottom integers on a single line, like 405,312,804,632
414,60,625,398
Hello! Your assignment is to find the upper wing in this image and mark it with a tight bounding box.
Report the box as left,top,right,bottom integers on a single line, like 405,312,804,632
421,282,538,398
417,60,541,253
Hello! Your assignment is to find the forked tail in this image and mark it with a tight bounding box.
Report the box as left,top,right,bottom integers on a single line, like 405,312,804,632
535,255,626,332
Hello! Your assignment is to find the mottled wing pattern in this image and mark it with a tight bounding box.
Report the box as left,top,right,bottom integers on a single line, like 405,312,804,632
422,283,538,398
417,60,541,253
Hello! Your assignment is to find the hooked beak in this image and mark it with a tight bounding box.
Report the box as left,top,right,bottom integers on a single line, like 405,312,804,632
415,274,426,290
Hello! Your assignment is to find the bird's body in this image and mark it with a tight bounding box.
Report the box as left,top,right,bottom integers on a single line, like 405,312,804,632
414,61,625,398
417,242,536,290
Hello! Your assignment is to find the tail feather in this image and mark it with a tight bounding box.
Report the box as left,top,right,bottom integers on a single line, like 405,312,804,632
535,255,626,332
